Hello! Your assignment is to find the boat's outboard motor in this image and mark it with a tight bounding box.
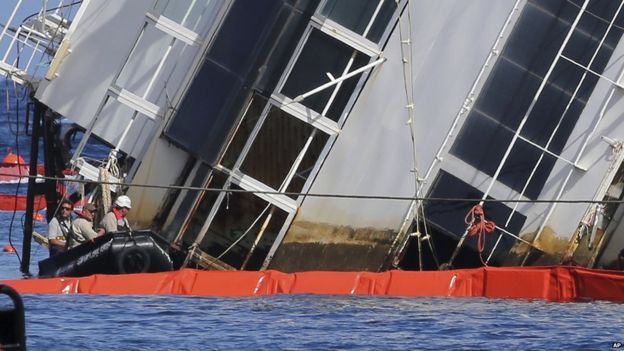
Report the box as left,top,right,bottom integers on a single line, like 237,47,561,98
0,285,26,350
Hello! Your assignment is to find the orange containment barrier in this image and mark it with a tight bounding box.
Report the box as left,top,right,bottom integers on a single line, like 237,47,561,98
2,266,624,302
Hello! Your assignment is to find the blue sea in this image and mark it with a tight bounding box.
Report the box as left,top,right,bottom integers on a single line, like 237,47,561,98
1,83,624,350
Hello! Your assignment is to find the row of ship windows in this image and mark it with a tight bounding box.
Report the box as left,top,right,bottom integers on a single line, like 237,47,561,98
429,0,624,246
451,0,624,200
166,0,400,269
171,0,624,265
164,0,624,266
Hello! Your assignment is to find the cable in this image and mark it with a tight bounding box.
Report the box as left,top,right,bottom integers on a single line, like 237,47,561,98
20,1,83,24
4,170,624,205
7,83,24,268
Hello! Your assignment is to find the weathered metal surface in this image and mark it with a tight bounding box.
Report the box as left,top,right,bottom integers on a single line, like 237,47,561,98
269,221,396,272
506,227,568,266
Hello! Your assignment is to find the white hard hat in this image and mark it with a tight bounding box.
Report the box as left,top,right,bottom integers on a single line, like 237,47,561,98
115,195,132,209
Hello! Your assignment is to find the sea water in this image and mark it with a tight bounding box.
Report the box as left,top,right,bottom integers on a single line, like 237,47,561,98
1,84,624,351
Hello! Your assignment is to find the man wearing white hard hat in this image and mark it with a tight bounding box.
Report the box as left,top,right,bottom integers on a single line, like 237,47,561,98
100,195,132,233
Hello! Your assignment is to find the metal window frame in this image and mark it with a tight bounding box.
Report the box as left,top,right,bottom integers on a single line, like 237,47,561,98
271,93,340,135
444,0,592,267
315,0,401,48
184,0,396,269
390,0,525,264
146,11,203,46
185,166,296,259
72,6,216,163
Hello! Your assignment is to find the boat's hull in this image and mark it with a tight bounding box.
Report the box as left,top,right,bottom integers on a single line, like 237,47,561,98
0,165,29,184
38,230,173,277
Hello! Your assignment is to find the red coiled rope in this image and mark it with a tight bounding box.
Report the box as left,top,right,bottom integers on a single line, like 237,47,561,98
465,205,496,265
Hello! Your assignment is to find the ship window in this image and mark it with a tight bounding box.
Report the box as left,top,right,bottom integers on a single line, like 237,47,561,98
166,162,212,242
199,184,288,269
424,170,526,261
240,105,318,191
180,171,227,246
280,29,370,122
319,0,396,43
498,140,557,197
153,0,222,33
450,0,624,199
220,96,266,170
285,129,329,199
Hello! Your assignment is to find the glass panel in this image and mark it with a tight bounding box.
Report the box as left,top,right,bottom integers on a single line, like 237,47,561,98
565,1,613,67
548,95,587,153
220,96,267,169
471,57,542,131
180,171,227,245
424,171,526,259
281,29,370,122
450,0,624,199
165,60,242,161
240,105,318,190
498,140,557,199
503,1,578,78
521,61,585,148
165,162,211,242
451,111,514,177
320,0,396,42
199,184,287,269
154,0,222,33
285,130,329,199
244,208,288,270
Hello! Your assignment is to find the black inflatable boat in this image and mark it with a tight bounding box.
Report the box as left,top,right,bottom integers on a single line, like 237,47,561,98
38,230,173,277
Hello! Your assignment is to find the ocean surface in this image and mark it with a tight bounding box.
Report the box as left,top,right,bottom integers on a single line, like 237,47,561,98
1,83,624,350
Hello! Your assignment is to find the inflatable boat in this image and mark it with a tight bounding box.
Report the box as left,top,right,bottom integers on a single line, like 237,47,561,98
38,230,174,277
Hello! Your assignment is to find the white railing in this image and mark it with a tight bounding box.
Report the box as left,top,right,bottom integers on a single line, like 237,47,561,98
0,0,82,85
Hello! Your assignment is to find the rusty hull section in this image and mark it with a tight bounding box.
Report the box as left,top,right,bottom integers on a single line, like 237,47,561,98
505,226,571,266
269,221,396,272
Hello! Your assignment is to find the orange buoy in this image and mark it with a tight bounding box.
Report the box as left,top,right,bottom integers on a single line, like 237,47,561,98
2,148,26,165
3,244,16,253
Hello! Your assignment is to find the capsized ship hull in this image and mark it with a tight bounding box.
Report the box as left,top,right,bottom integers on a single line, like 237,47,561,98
2,0,624,274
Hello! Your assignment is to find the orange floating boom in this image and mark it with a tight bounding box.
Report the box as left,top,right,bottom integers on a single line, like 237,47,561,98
1,266,623,302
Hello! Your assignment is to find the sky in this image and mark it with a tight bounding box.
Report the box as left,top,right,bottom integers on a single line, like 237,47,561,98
0,1,78,78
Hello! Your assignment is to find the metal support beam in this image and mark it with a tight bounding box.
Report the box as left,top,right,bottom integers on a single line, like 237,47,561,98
21,100,45,275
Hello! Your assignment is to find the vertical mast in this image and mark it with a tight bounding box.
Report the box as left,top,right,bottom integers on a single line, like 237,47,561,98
21,101,45,275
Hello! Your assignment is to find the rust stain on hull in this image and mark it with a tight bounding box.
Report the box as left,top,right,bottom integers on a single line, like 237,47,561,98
505,227,569,265
270,221,396,272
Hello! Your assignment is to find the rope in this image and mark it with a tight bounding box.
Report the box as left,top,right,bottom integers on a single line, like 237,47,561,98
97,150,122,214
392,0,441,269
99,166,111,213
464,205,496,265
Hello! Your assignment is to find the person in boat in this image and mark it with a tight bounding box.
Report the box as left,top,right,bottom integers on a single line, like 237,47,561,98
67,203,104,249
46,199,73,256
100,195,132,233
